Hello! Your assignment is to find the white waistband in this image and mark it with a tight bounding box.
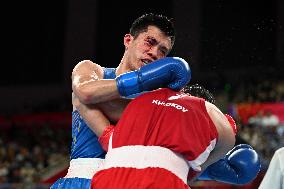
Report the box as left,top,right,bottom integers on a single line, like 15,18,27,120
64,158,104,179
101,145,190,184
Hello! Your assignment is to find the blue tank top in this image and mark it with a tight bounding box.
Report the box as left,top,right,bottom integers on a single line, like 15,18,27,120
70,67,116,159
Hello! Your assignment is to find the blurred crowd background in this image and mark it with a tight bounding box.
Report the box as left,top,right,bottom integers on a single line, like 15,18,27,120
1,0,284,188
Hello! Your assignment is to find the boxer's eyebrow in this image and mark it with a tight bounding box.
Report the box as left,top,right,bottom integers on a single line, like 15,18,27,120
146,36,170,55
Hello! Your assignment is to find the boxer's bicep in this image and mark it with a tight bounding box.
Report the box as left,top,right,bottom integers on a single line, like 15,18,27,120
72,60,117,104
72,60,103,88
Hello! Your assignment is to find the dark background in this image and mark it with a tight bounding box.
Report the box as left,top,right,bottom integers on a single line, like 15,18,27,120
1,0,283,114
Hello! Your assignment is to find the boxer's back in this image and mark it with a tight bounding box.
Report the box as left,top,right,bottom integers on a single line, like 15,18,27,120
112,88,218,162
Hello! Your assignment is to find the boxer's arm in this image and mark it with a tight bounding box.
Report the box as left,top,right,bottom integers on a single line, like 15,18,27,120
188,101,236,184
72,60,131,122
201,101,236,168
96,99,130,123
74,96,120,151
189,104,260,185
73,93,111,136
73,57,191,105
72,60,121,104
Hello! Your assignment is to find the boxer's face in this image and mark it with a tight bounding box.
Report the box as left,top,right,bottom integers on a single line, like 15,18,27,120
124,25,172,70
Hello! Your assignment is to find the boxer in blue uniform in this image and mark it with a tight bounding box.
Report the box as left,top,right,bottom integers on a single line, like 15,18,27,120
50,13,185,188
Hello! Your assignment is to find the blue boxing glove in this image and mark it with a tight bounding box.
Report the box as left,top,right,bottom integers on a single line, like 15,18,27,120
116,57,191,97
198,144,261,185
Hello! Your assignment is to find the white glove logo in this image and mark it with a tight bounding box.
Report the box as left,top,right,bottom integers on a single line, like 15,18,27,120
168,94,187,100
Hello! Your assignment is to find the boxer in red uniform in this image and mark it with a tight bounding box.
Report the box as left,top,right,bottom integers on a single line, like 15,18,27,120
75,85,260,189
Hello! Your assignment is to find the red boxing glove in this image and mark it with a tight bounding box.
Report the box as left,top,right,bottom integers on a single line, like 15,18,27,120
224,114,237,135
98,125,115,151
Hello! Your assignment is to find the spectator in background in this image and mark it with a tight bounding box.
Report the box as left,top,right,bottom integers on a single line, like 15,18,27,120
261,110,280,128
248,110,264,127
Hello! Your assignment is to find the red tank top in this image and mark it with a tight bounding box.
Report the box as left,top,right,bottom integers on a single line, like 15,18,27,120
112,88,218,162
